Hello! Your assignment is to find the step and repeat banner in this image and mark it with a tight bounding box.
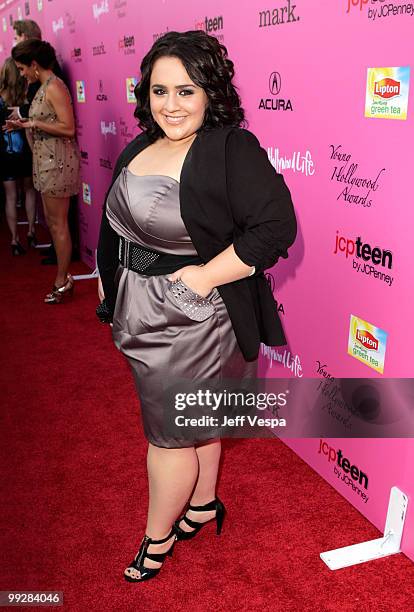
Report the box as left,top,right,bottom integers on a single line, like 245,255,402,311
1,1,413,561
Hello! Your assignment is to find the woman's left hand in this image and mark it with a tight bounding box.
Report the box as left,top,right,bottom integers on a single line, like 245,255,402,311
168,265,214,298
2,118,30,132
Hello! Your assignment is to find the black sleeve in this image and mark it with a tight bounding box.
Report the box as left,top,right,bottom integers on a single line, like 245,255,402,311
226,128,297,273
18,103,31,119
96,133,147,311
96,198,120,313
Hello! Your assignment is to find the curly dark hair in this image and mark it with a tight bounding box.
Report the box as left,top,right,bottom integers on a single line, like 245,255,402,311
134,30,246,141
11,39,56,69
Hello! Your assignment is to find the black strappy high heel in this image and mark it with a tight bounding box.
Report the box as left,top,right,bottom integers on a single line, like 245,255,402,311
173,497,226,540
124,529,177,583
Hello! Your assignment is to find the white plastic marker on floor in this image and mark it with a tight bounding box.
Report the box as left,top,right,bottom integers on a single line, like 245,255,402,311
320,486,409,570
72,249,99,281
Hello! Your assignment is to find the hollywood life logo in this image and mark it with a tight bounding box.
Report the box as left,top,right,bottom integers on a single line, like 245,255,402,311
65,12,76,33
114,0,128,18
71,48,82,63
348,314,388,374
52,17,64,34
92,42,106,56
82,183,91,205
365,67,410,121
333,232,394,286
265,272,285,315
96,79,108,101
261,344,303,377
76,81,86,103
101,121,117,137
80,150,88,165
329,144,385,208
195,15,224,40
259,72,293,111
268,145,315,176
126,77,138,103
2,17,7,33
119,34,135,55
92,0,109,22
17,6,22,19
37,0,43,11
318,439,369,502
258,0,300,27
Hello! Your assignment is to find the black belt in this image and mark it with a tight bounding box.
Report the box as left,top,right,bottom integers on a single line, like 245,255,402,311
118,235,203,276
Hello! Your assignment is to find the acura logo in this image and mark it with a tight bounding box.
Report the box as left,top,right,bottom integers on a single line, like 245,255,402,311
269,71,281,95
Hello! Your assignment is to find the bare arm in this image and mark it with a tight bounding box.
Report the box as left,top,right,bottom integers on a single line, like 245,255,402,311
3,80,76,138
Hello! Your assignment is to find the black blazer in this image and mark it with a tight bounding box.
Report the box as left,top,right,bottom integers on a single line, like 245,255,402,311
97,127,297,361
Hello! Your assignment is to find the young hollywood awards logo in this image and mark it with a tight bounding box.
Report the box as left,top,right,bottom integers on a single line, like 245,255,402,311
80,150,89,166
17,6,22,20
114,0,128,18
268,146,315,176
318,439,369,502
258,0,300,27
126,77,138,103
76,81,86,103
65,12,76,34
333,232,394,286
347,314,388,374
2,18,6,33
25,1,30,16
365,67,410,120
329,144,385,208
259,72,293,112
82,183,91,205
37,0,43,12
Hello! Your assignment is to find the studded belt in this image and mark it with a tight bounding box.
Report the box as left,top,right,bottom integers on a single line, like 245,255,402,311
118,235,203,276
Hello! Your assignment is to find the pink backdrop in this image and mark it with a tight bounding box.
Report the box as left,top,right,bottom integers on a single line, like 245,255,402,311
1,0,413,562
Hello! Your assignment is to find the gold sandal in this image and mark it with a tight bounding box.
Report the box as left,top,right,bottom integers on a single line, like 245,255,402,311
44,274,74,304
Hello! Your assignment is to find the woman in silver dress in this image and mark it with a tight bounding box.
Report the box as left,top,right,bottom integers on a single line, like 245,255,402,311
97,31,296,583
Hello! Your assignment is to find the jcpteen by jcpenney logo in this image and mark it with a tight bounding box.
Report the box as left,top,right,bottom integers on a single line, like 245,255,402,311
333,232,394,286
318,439,369,502
346,0,414,21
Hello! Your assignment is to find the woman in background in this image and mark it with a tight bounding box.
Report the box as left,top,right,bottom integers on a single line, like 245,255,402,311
6,40,80,303
0,57,36,255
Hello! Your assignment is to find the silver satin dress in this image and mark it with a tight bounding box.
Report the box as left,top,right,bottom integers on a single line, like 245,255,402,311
106,167,258,448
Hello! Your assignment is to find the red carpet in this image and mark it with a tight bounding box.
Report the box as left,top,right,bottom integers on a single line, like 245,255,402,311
1,217,414,612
